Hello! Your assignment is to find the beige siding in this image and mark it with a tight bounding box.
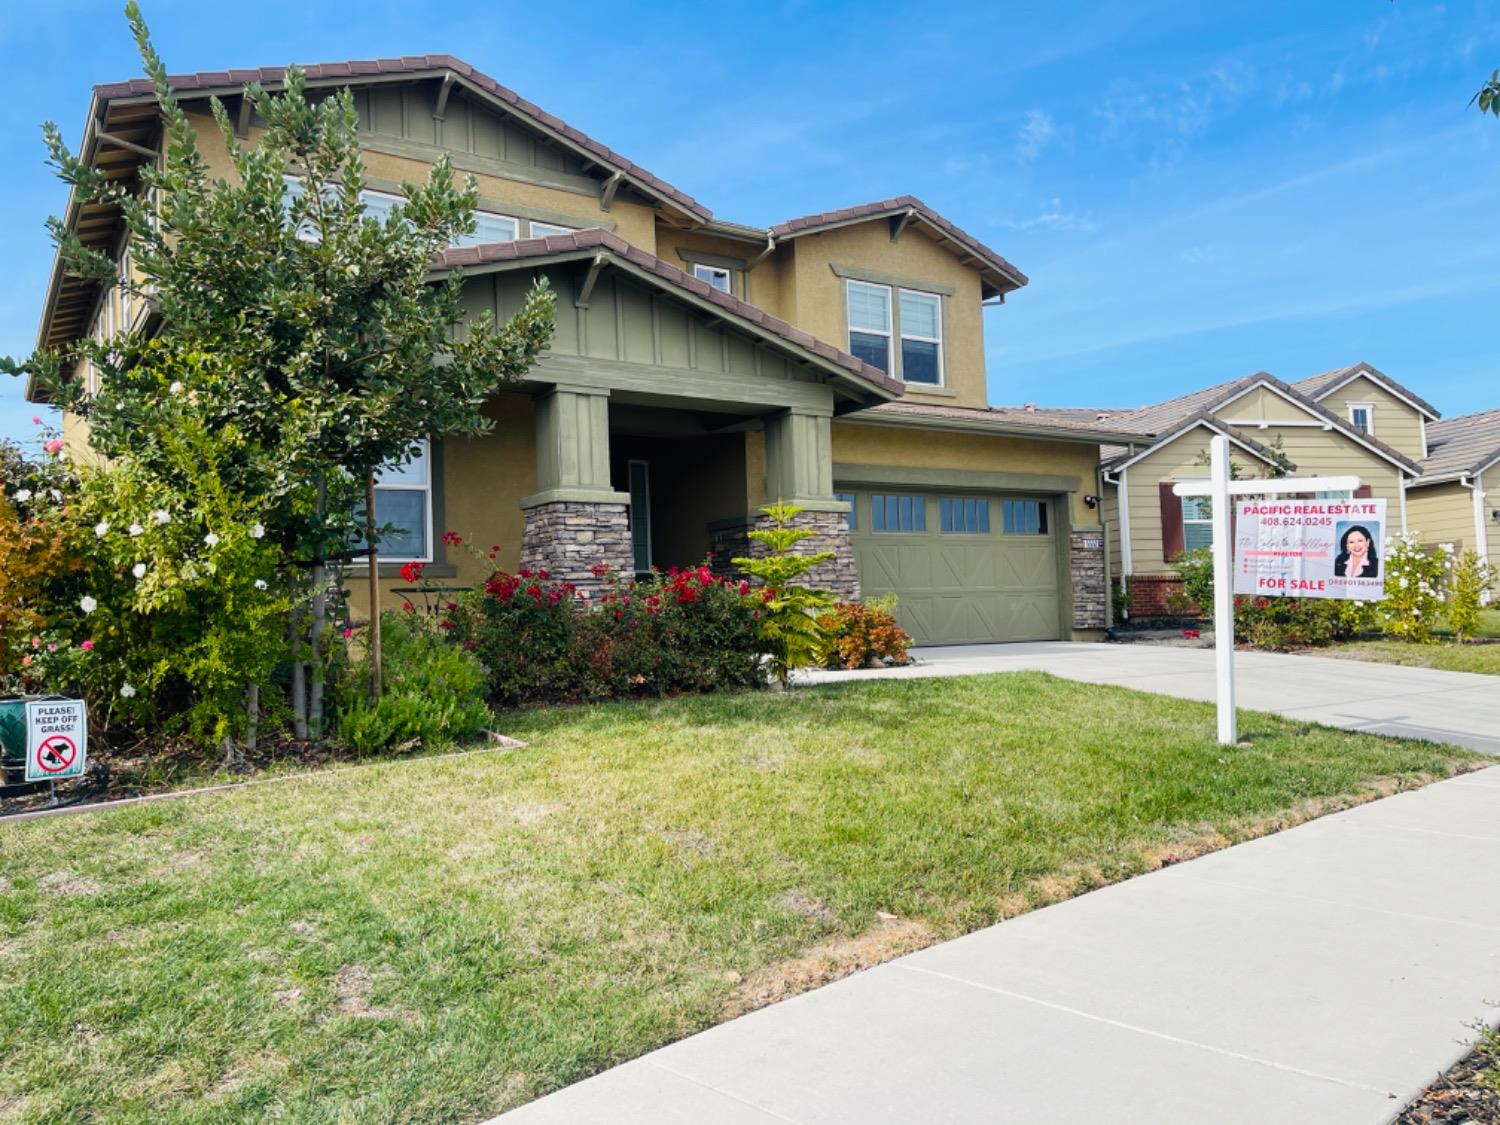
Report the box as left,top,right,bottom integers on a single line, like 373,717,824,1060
1485,464,1500,561
1312,375,1428,462
1263,426,1404,504
1408,481,1479,552
1101,483,1123,576
1216,384,1316,424
1123,429,1216,575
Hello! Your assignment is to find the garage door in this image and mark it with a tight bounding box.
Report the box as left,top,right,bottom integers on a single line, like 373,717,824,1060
840,489,1061,645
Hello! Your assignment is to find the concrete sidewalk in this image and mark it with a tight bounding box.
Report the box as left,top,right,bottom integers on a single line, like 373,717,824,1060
803,642,1500,754
497,768,1500,1124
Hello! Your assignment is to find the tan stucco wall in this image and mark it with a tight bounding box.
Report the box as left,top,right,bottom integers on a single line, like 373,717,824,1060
1119,424,1406,576
830,420,1099,526
1311,375,1428,462
786,225,989,409
653,228,776,311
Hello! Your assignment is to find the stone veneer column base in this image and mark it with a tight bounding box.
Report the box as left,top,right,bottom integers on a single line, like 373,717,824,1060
1069,530,1108,630
710,509,861,602
518,500,632,596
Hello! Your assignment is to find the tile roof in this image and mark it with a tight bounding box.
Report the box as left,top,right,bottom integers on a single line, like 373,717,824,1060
859,400,1146,442
92,54,711,223
768,196,1029,290
1416,408,1500,481
430,228,904,397
1100,412,1294,471
1292,362,1441,420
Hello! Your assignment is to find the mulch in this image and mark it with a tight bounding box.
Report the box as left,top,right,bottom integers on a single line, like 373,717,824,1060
1396,1038,1500,1124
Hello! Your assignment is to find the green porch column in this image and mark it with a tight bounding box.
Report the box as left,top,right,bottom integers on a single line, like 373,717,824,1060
520,385,632,589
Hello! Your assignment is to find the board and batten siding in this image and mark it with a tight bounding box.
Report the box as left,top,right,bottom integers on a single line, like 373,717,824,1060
455,267,820,386
1310,375,1428,463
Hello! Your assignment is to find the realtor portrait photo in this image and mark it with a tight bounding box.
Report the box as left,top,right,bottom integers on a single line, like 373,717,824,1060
1333,522,1382,580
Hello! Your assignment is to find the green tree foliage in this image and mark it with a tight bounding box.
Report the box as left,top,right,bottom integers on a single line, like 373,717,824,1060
1474,69,1500,116
732,502,837,687
2,3,554,746
1448,549,1498,643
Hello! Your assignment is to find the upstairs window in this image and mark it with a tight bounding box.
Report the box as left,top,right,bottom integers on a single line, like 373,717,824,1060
898,289,943,385
450,210,519,248
528,221,575,239
1348,403,1374,435
846,279,892,372
693,263,733,293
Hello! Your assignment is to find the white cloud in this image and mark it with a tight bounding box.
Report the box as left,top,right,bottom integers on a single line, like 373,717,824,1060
998,198,1097,233
1016,109,1056,162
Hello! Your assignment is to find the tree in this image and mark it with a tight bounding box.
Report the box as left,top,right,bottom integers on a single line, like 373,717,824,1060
3,2,554,741
732,502,837,688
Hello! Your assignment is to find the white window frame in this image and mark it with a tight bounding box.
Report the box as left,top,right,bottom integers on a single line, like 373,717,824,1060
459,210,519,248
527,220,575,239
693,263,733,294
1348,403,1375,435
372,439,434,564
1180,492,1213,552
897,287,944,387
846,279,892,373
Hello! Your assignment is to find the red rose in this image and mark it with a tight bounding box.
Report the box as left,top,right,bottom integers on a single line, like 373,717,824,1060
399,561,425,583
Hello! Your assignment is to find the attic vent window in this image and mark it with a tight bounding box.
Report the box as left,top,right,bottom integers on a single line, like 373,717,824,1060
1348,403,1374,435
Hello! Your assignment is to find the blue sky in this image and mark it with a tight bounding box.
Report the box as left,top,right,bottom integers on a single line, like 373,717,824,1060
3,0,1498,448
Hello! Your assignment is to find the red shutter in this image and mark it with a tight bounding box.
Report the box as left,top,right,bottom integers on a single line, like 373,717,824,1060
1354,485,1373,499
1159,482,1185,560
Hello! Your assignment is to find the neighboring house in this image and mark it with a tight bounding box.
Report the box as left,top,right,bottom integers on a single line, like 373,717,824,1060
1406,409,1500,567
1097,365,1427,618
28,55,1144,646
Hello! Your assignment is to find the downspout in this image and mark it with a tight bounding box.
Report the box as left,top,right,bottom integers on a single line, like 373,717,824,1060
1466,474,1492,604
1399,474,1409,534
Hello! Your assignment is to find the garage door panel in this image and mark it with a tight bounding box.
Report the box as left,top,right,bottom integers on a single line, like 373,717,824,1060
846,488,1060,645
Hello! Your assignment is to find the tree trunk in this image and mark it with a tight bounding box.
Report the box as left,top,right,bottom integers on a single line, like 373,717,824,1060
309,476,328,738
289,603,308,741
366,470,382,701
245,682,259,753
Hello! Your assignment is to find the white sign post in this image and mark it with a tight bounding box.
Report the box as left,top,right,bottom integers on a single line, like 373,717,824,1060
23,698,88,782
1174,435,1363,745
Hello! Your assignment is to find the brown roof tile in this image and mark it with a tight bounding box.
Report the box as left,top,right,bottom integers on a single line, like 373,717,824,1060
430,228,904,398
1292,361,1440,420
859,400,1149,443
769,196,1028,290
92,54,711,223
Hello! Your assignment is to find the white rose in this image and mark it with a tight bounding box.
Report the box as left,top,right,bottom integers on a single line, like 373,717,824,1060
204,532,220,547
182,562,198,580
169,381,184,395
132,562,147,579
49,489,61,502
119,683,136,698
254,579,268,591
80,596,97,613
13,489,31,502
250,523,265,539
129,523,144,537
153,510,171,525
95,521,110,537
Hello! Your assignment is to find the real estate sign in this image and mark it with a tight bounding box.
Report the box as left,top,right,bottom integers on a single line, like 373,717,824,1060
1233,498,1387,601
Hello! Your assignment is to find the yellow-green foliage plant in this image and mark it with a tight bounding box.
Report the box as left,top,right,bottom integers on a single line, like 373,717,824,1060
1448,549,1498,643
732,501,836,687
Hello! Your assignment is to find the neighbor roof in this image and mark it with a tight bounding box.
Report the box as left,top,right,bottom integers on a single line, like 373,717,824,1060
1292,362,1440,421
768,195,1028,298
1101,412,1298,474
1096,371,1421,475
430,228,904,400
1415,408,1500,483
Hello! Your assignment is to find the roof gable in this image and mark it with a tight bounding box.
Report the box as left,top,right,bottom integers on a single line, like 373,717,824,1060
1292,362,1440,421
1104,415,1294,474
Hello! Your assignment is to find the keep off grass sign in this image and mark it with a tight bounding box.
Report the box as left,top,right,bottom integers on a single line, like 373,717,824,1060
1233,498,1388,601
24,699,88,782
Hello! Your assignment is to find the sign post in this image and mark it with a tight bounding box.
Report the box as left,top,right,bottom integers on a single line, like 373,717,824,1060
1174,436,1365,745
23,698,88,783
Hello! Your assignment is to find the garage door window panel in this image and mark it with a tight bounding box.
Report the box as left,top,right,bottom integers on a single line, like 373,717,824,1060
940,497,989,534
872,493,926,533
1001,499,1048,536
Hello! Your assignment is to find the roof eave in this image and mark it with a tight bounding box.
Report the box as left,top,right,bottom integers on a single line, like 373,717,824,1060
847,410,1148,446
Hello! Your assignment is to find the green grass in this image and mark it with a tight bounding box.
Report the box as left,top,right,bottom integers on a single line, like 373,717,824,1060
1317,611,1500,676
0,673,1481,1122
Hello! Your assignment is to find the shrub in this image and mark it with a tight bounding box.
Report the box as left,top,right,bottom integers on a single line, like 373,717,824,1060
732,502,836,687
447,561,764,708
1448,549,1498,642
818,596,913,669
1171,547,1215,618
336,611,490,754
1232,596,1349,650
1379,533,1451,643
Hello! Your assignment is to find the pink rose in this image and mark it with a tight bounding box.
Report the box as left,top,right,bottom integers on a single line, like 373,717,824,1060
81,640,94,651
44,438,64,454
32,416,42,425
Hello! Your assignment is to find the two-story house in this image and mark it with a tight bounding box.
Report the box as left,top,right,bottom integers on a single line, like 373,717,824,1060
1098,363,1433,617
28,55,1145,645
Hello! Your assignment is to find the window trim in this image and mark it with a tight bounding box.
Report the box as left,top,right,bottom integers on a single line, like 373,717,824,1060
1179,493,1212,552
1348,402,1375,436
692,263,733,294
527,220,575,239
371,439,435,564
846,278,893,375
834,490,858,531
897,287,944,387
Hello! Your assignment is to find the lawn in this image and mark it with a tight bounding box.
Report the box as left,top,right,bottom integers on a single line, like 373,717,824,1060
0,673,1481,1123
1319,609,1500,676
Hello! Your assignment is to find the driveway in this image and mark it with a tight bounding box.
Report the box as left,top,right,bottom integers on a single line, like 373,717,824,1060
497,767,1500,1123
801,642,1500,754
